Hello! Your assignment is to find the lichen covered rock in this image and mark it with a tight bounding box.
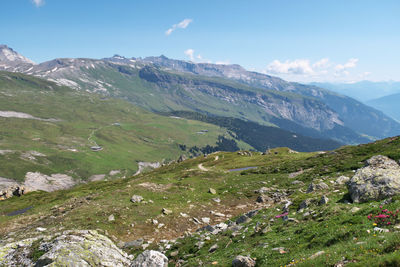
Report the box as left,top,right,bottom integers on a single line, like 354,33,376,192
348,155,400,203
130,250,168,267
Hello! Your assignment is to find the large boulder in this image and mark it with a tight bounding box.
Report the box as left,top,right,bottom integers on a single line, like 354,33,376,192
130,250,168,267
0,230,133,266
348,155,400,203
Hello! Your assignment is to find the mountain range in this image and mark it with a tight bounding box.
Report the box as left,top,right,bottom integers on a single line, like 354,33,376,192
1,44,400,145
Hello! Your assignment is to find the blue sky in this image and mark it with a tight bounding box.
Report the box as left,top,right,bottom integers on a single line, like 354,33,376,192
1,0,399,82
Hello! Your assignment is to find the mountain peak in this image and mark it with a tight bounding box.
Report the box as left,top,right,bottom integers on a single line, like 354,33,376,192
0,44,35,67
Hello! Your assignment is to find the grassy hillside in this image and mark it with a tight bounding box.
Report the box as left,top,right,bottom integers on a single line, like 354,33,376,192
0,71,248,181
1,136,400,265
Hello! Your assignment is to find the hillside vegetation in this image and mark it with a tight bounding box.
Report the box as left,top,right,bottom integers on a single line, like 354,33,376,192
0,71,245,181
1,136,400,266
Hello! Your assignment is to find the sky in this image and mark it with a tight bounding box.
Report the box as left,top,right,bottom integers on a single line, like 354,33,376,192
1,0,399,83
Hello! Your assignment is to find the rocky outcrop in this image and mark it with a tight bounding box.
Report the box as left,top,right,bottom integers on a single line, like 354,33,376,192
130,250,168,267
0,230,168,267
348,155,400,203
24,172,77,192
0,177,28,200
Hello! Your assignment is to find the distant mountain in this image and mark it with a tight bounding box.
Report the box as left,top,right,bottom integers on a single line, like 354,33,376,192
367,93,400,122
0,45,35,72
311,81,400,102
0,45,399,144
138,56,400,141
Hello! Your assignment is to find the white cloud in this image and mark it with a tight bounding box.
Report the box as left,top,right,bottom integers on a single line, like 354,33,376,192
165,19,193,36
335,58,359,71
32,0,44,7
266,59,314,75
312,58,330,69
184,49,195,61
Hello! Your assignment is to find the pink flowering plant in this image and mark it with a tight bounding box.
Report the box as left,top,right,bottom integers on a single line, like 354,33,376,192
367,205,400,227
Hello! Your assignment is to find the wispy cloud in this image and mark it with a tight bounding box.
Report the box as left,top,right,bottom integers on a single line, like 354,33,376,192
264,57,363,82
165,19,193,36
32,0,44,7
184,49,195,61
266,59,314,75
183,49,227,65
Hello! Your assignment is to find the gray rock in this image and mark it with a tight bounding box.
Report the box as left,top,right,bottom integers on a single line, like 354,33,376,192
208,244,218,253
236,215,251,224
335,175,350,185
124,239,144,249
0,230,132,267
256,194,271,203
307,182,329,193
131,195,144,203
319,195,329,205
299,199,312,210
232,255,256,267
131,250,168,267
348,155,400,203
108,214,115,222
177,155,187,163
162,208,172,215
208,188,217,195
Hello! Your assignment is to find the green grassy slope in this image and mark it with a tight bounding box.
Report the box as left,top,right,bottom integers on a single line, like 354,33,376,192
1,136,400,265
0,71,248,181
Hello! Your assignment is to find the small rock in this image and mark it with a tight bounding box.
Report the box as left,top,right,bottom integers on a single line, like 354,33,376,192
335,176,350,185
255,187,269,194
208,244,218,253
256,194,271,203
236,215,251,224
309,251,325,259
299,199,312,210
319,195,329,205
130,195,144,203
350,207,361,213
162,208,172,215
232,255,256,267
209,188,217,195
307,182,329,193
152,219,159,225
108,214,115,222
374,227,389,233
192,217,200,224
124,239,144,249
170,250,179,257
131,250,168,267
202,217,210,224
180,212,189,218
212,198,221,203
36,227,47,232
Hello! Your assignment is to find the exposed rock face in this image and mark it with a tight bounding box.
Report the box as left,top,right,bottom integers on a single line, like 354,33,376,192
24,172,76,192
348,155,400,203
232,255,256,267
0,177,28,200
0,230,133,266
130,250,168,267
336,175,350,185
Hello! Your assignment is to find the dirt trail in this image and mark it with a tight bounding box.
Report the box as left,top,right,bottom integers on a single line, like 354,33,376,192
198,163,209,171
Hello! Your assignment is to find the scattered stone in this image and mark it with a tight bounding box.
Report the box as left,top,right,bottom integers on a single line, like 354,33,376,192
291,180,304,185
336,175,350,185
177,155,187,163
350,207,361,213
131,250,168,267
209,188,217,195
180,212,189,218
299,199,312,210
255,187,269,194
208,244,218,253
202,217,210,224
108,214,115,222
309,251,325,259
307,182,329,193
162,208,172,215
319,195,329,205
152,219,159,225
36,227,47,232
256,194,271,203
348,155,400,203
192,217,200,224
130,195,144,203
232,255,256,267
374,227,389,233
170,250,179,257
212,198,221,203
124,239,144,249
236,215,251,225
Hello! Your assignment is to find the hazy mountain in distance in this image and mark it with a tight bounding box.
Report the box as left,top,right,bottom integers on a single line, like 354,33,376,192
367,93,400,122
311,81,400,103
